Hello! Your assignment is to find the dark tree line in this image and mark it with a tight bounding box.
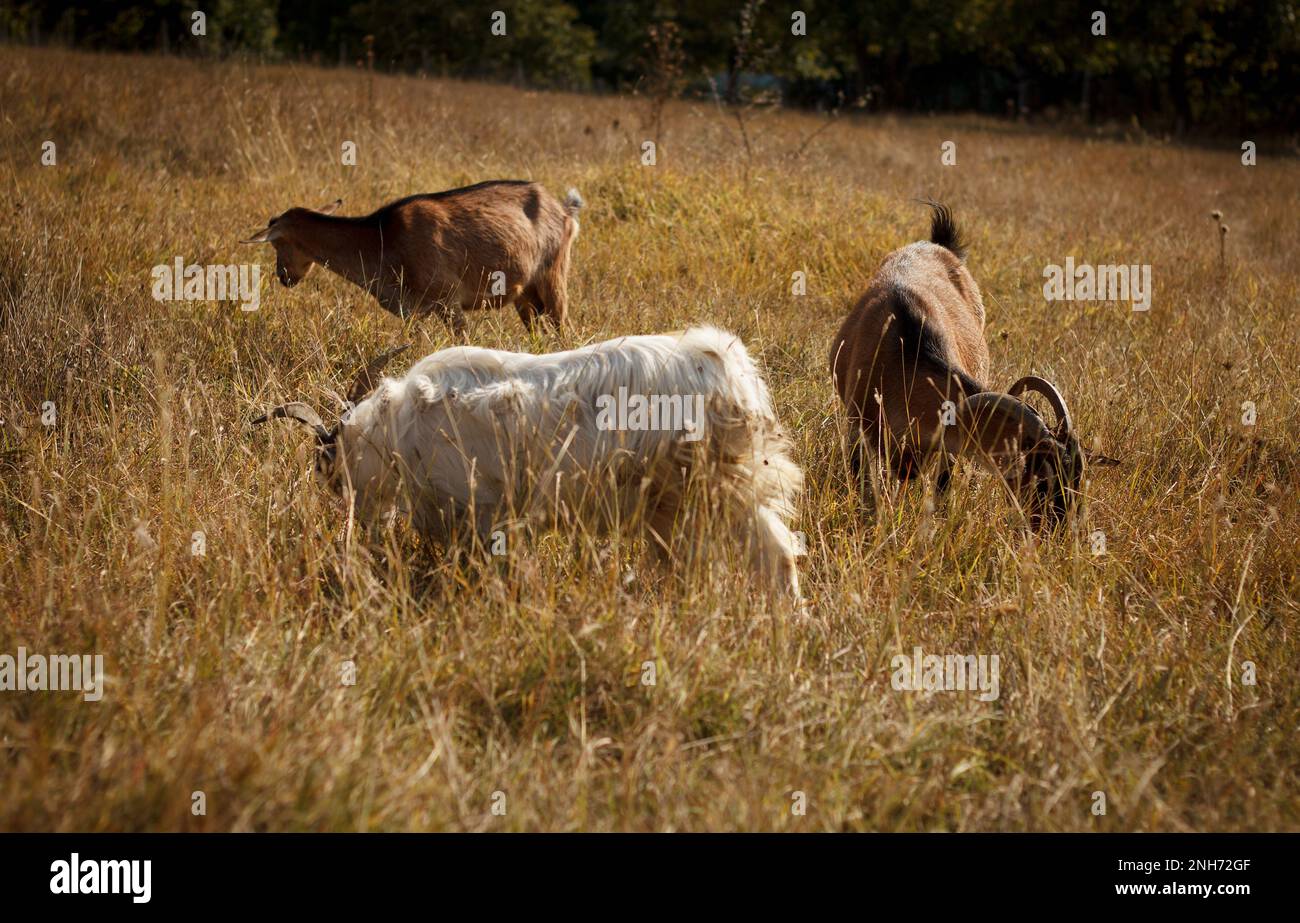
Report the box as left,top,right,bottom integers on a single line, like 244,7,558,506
5,0,1297,134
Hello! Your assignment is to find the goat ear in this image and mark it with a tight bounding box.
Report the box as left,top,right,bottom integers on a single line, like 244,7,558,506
1007,376,1074,442
946,391,1055,471
346,343,411,406
240,225,278,244
1085,449,1123,467
317,198,343,216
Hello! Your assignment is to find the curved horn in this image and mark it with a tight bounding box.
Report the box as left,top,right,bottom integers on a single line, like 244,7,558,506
950,391,1055,463
955,392,1083,528
347,344,411,406
251,402,332,442
1007,375,1073,438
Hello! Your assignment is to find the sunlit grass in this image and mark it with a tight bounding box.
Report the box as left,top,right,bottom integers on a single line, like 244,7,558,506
0,47,1296,832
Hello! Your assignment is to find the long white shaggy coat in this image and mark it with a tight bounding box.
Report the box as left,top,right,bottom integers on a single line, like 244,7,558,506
332,327,803,596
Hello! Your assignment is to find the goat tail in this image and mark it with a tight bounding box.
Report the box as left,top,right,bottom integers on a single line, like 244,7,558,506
675,328,804,512
748,422,803,523
681,325,804,553
919,198,967,260
728,414,804,598
564,187,585,215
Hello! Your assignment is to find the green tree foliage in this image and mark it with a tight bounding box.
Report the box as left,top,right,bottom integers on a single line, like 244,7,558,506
340,0,595,86
8,0,1297,132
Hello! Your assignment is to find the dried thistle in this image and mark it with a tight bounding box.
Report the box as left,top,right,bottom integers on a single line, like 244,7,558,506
1211,210,1228,275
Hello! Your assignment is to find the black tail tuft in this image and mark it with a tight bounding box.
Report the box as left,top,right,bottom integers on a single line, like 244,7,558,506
920,199,966,260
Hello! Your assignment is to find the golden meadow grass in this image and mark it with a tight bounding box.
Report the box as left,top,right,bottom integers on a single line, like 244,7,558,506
1,47,1296,832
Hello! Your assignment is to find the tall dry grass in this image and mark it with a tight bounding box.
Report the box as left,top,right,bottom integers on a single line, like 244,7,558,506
0,47,1296,831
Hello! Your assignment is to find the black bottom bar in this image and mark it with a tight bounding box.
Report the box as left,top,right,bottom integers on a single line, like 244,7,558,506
0,833,1293,909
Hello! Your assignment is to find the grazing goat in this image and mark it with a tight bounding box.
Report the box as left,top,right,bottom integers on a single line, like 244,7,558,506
830,202,1102,528
253,328,804,597
242,180,583,334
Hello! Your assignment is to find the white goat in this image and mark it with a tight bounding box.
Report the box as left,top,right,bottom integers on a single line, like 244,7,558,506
254,327,804,597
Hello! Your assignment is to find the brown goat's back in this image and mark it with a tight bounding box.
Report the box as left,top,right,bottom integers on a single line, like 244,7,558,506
253,180,581,332
383,181,576,323
832,243,988,412
831,231,989,480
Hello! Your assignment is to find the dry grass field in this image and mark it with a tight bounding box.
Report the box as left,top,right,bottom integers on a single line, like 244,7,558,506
1,46,1297,832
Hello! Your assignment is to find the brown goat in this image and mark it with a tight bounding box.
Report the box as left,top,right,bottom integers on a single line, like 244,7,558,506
830,203,1101,528
242,180,583,334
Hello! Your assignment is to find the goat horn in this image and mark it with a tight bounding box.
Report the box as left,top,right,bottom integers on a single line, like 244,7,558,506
250,401,333,443
1008,375,1073,438
346,344,411,407
955,391,1055,455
